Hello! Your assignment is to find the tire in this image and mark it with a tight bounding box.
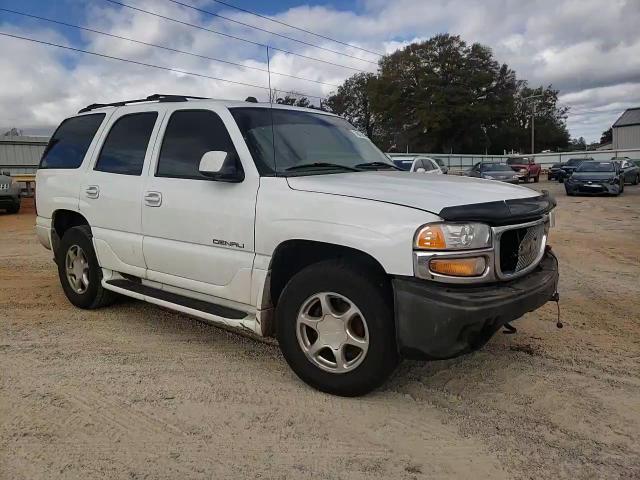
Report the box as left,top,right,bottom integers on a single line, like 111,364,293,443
57,225,117,309
534,175,539,183
634,174,639,185
276,259,399,396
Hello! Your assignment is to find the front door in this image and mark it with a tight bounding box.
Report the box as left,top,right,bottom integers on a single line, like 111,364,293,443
80,108,163,278
141,107,258,305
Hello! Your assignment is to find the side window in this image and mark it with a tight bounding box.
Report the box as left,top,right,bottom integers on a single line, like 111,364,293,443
40,114,105,169
157,110,237,179
94,112,158,175
424,159,436,171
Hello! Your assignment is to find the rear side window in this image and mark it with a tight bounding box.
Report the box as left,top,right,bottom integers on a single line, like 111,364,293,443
94,112,158,175
40,114,105,169
156,110,236,179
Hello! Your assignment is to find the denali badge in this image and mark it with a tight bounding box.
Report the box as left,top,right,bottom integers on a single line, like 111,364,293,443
212,239,245,249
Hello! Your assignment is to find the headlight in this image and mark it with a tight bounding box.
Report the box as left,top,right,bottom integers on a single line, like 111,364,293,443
519,168,527,173
415,222,492,250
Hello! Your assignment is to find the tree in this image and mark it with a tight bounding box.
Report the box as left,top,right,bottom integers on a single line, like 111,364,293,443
324,73,379,139
323,34,571,154
600,128,612,145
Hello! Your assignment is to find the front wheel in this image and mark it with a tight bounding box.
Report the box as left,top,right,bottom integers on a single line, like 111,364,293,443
6,202,20,214
57,226,117,309
276,260,398,396
634,174,639,185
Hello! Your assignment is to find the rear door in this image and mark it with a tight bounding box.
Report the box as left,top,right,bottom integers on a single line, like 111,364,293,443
80,107,163,278
141,107,258,304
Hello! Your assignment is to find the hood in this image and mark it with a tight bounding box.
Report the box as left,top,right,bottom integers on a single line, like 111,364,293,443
286,171,539,215
571,172,615,181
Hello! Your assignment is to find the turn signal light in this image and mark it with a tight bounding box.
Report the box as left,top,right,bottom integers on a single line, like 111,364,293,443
430,257,486,277
416,225,447,249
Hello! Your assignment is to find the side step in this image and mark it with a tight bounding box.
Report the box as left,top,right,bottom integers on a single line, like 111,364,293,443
105,278,247,320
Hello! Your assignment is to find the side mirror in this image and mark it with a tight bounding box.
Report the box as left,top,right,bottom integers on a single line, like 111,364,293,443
198,151,244,183
415,167,426,173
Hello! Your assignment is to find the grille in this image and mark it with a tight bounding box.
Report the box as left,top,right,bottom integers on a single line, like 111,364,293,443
499,223,545,275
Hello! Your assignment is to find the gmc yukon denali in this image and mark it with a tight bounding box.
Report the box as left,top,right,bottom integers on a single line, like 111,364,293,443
35,94,559,396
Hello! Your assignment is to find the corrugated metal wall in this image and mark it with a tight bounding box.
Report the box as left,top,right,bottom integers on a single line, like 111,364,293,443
0,136,48,174
613,125,640,149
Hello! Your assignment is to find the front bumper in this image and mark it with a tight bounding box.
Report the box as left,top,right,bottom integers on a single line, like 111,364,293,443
392,249,559,360
565,181,620,195
0,194,20,208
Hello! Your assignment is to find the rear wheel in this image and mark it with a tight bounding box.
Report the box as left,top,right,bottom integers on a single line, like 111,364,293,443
276,260,398,396
534,174,539,183
57,226,117,309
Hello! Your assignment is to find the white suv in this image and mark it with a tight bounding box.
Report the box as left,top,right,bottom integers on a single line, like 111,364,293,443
35,94,559,396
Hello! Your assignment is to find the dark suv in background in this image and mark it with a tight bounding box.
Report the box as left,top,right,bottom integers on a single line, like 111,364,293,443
558,158,590,182
0,171,21,214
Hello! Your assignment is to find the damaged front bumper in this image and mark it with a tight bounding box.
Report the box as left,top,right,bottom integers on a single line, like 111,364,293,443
392,249,559,360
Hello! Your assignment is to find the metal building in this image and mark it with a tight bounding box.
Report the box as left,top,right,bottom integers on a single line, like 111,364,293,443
612,107,640,150
0,135,48,175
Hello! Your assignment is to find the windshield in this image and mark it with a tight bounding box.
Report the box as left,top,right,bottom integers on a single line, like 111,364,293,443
567,158,587,166
576,161,615,172
392,159,414,171
507,158,527,165
482,164,513,172
230,107,393,175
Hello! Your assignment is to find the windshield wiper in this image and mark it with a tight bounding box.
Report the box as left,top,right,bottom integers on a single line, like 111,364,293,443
354,161,401,170
285,162,359,172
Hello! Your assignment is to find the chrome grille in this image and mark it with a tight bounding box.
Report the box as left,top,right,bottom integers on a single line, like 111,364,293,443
498,222,545,276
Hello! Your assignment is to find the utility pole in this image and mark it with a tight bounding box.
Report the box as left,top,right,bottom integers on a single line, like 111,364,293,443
523,94,543,154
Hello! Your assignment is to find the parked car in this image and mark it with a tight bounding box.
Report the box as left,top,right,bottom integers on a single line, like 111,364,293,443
547,163,564,181
558,158,591,182
564,161,624,196
0,170,21,214
612,157,640,185
35,94,559,396
392,156,443,174
467,163,520,183
506,157,541,183
433,158,449,174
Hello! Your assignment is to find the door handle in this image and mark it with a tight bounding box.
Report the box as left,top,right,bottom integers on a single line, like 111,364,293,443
85,185,100,199
144,191,162,207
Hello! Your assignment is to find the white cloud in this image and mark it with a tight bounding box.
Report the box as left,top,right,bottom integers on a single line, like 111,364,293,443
0,0,638,142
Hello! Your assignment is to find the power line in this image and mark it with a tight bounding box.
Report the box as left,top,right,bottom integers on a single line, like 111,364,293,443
0,31,326,100
0,7,341,89
104,0,370,74
206,0,384,58
165,0,378,65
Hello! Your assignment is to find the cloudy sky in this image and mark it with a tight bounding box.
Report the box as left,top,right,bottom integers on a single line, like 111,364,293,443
0,0,638,143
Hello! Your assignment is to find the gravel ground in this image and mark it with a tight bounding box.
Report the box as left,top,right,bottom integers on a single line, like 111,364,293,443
1,180,639,479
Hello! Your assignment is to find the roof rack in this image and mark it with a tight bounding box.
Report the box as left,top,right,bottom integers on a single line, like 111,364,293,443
78,94,210,113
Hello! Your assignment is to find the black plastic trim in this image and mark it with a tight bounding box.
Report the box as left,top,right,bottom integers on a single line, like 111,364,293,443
393,250,559,360
106,279,247,320
438,191,556,226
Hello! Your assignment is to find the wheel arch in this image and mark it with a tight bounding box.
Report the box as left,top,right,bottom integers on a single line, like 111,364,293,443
51,209,90,259
267,239,390,314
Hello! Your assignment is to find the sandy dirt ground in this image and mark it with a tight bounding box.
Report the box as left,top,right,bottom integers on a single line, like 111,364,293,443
1,180,639,479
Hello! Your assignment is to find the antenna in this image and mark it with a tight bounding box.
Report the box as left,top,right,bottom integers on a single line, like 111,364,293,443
266,45,273,105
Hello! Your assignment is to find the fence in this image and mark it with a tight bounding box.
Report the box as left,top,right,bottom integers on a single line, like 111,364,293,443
388,148,640,175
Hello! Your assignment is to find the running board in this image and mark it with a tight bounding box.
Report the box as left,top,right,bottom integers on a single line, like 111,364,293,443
103,278,260,335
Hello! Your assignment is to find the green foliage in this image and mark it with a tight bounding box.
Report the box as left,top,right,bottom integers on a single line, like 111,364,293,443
325,34,570,154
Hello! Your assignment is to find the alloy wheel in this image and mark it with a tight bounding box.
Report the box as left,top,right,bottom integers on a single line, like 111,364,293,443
296,292,369,374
